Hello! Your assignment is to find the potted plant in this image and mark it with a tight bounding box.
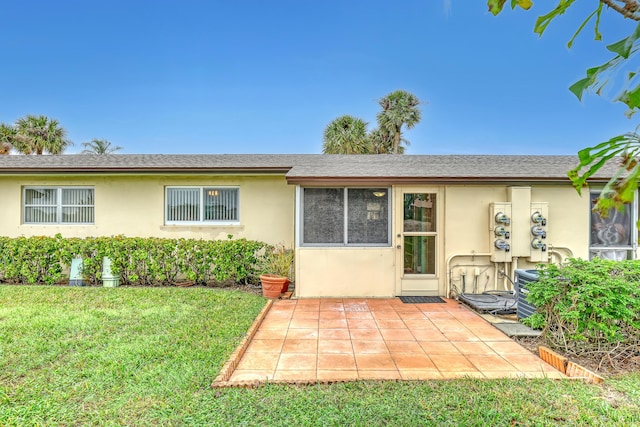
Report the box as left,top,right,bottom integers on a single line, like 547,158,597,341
259,244,294,299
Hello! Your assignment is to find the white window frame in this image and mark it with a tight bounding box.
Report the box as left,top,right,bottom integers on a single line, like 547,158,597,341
165,186,240,225
589,189,638,260
299,186,392,247
23,186,95,225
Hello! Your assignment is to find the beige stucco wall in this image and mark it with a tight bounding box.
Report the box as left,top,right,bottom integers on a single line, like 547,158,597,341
0,174,294,245
295,247,396,298
295,184,596,298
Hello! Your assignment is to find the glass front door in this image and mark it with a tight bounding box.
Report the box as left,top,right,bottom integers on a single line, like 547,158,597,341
396,188,441,295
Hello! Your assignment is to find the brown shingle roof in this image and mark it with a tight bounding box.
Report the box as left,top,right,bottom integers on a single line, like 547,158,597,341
0,153,620,183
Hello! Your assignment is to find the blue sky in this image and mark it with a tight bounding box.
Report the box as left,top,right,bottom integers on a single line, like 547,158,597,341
1,1,637,155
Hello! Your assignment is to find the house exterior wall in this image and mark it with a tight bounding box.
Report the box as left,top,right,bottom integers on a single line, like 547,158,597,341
295,247,396,297
295,183,594,298
0,174,295,245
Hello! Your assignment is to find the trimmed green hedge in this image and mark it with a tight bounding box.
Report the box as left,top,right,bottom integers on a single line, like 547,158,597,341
0,235,267,286
524,258,640,361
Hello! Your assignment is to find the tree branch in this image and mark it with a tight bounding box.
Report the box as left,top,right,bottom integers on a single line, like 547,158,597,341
600,0,640,21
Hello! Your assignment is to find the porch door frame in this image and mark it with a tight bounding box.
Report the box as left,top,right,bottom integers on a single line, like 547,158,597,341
395,186,443,296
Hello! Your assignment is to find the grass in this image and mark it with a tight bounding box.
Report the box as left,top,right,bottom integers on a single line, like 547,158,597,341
1,286,639,426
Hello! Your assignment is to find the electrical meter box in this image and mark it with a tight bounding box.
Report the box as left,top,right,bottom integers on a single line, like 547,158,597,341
529,202,549,262
489,202,512,262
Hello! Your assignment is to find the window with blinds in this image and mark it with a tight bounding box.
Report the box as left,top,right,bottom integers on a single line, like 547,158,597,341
23,187,95,224
166,187,239,224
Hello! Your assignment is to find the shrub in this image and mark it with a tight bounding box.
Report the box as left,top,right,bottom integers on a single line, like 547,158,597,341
523,258,640,366
0,235,268,287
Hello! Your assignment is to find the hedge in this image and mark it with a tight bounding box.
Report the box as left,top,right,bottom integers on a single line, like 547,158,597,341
524,258,640,365
0,235,267,286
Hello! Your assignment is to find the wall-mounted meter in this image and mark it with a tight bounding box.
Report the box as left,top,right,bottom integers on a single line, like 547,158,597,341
490,202,512,262
531,211,547,226
495,239,511,251
495,212,511,225
529,202,549,262
530,225,546,238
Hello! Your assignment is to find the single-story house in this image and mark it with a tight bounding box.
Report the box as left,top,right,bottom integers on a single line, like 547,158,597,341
0,154,637,298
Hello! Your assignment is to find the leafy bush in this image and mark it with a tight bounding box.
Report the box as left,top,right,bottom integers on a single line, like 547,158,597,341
0,235,268,286
523,258,640,365
256,243,295,280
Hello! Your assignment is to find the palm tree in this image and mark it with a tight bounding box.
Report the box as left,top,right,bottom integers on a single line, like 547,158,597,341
81,139,123,154
0,124,15,155
376,90,421,154
11,115,71,155
368,127,407,154
322,115,371,154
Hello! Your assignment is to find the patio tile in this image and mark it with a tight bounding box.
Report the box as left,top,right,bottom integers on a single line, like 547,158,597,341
393,305,420,313
452,341,496,355
386,340,424,353
345,311,374,319
343,302,370,312
318,328,351,340
292,311,320,320
253,328,288,340
355,353,397,370
392,353,436,370
318,353,357,370
503,354,559,372
295,305,320,312
319,311,347,320
430,354,476,371
260,319,291,329
286,328,319,340
397,312,427,320
236,353,279,371
319,303,345,312
419,341,461,355
380,328,415,341
277,353,317,370
274,370,317,381
347,319,378,329
487,341,534,356
317,370,358,380
265,311,294,320
425,312,455,320
432,320,466,332
289,318,319,329
370,310,401,320
222,297,563,386
349,329,383,340
246,339,285,353
442,330,481,342
403,319,437,329
318,339,353,354
282,339,318,354
229,370,275,382
411,329,447,341
351,340,390,354
375,319,406,329
319,319,348,329
472,329,512,341
467,354,517,371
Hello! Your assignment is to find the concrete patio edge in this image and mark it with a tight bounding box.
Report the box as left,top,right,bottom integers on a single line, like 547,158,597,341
212,299,273,387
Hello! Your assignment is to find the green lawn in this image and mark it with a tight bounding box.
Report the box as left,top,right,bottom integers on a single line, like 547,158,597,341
1,286,639,426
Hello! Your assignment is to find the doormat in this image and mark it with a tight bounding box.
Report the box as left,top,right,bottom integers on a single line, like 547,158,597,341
399,296,445,304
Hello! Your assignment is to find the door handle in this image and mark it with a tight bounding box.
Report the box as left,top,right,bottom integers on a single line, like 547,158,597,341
396,245,401,249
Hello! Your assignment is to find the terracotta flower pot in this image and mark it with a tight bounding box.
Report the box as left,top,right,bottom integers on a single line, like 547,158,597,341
260,274,288,299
